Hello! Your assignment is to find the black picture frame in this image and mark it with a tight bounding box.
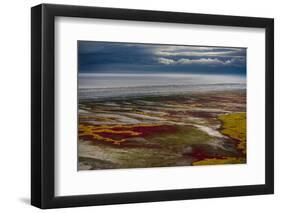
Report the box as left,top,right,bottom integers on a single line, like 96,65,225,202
31,3,274,209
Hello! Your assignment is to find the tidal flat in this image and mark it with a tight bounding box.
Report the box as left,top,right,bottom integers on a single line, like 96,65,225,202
78,90,246,170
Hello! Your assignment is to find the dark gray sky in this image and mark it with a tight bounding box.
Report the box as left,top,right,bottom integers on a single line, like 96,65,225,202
78,41,246,75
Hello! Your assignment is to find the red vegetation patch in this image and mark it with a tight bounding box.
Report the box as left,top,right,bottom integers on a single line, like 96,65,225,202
185,147,225,162
131,125,177,136
79,124,178,146
186,111,215,118
80,135,95,141
98,132,135,139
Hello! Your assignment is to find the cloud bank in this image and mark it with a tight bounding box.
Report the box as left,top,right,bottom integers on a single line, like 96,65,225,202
79,41,246,75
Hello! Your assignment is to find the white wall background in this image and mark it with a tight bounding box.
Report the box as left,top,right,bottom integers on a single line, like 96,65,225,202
0,0,279,212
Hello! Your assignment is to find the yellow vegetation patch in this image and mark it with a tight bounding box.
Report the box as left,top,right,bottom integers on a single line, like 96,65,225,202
79,123,161,145
192,157,245,166
218,112,246,154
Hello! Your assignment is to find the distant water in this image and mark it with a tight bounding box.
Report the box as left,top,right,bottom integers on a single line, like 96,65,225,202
79,73,246,100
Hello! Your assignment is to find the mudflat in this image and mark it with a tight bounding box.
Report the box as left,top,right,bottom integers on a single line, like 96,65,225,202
78,89,246,170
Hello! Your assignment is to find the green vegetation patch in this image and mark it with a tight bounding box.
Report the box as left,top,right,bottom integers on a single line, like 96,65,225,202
147,125,214,152
218,112,246,154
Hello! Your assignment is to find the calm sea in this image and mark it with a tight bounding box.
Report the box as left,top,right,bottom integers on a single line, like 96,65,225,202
79,73,246,100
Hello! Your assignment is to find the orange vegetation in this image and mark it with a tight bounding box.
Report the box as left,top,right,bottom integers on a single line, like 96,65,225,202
79,123,175,145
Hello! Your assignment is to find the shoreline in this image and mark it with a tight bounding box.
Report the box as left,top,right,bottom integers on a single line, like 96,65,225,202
79,88,246,103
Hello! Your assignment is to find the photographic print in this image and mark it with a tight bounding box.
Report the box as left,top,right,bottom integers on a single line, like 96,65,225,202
78,41,246,170
31,5,274,208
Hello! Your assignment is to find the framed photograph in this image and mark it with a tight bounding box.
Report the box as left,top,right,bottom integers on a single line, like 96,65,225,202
31,4,274,209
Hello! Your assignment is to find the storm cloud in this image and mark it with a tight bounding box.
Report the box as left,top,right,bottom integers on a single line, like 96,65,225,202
78,41,246,75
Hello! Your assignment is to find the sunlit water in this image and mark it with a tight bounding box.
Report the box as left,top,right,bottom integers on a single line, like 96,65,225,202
79,73,246,100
